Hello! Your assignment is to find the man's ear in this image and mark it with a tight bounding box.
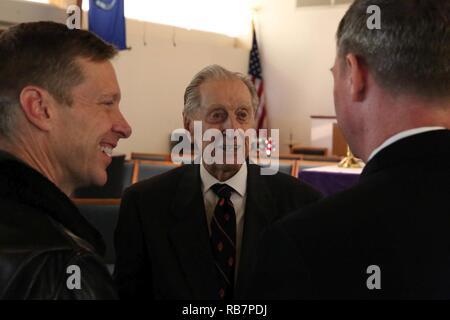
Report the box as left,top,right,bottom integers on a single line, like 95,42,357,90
19,86,54,131
345,53,367,102
183,112,194,136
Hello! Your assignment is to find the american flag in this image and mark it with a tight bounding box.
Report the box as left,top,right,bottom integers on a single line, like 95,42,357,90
248,24,267,130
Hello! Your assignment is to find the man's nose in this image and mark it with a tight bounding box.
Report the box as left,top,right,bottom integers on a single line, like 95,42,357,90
222,115,240,131
112,110,132,139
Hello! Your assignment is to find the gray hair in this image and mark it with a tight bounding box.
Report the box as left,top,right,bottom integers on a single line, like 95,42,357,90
337,0,450,99
0,96,18,138
183,64,259,117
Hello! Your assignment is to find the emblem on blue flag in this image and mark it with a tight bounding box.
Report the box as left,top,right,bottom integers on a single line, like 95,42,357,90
88,0,126,50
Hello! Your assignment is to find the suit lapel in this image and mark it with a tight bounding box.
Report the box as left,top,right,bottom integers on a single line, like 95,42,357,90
235,164,277,298
168,165,220,299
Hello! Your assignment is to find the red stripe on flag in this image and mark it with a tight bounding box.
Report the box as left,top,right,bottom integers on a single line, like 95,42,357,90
257,104,267,130
257,81,264,98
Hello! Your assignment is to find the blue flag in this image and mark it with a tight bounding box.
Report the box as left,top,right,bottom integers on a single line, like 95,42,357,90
88,0,126,50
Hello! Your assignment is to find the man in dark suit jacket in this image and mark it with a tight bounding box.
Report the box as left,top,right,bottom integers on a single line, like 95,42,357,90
114,65,322,299
248,0,450,299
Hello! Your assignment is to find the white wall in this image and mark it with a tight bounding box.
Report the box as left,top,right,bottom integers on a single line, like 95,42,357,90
257,0,349,153
1,0,351,156
112,20,249,156
0,0,66,25
0,0,249,156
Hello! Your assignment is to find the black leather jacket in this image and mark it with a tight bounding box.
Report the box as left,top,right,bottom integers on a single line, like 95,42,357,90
0,151,118,299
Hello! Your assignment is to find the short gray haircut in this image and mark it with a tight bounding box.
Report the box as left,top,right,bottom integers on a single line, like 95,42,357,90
337,0,450,99
183,64,259,117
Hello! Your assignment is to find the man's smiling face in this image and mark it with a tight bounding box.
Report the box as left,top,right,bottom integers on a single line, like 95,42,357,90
51,58,132,189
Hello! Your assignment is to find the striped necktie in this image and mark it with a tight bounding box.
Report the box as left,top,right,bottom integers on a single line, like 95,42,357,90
210,183,236,300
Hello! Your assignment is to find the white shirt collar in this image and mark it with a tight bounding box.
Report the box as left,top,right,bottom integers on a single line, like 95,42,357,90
200,162,247,197
368,127,446,162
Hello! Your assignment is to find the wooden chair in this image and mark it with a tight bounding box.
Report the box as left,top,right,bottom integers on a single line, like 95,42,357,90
72,198,121,274
255,159,299,177
130,152,171,161
133,160,181,183
301,154,343,162
278,159,299,177
123,160,136,190
290,146,328,156
279,154,303,161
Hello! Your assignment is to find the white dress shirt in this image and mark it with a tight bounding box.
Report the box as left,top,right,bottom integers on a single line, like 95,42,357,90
200,162,247,279
367,127,446,162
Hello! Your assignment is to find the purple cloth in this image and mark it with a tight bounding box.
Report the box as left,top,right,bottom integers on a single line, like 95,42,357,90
300,170,360,197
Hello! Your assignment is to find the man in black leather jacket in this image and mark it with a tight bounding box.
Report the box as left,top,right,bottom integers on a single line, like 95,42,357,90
0,22,132,299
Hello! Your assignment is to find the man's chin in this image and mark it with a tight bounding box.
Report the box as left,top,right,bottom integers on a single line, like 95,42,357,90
90,171,108,187
210,162,243,172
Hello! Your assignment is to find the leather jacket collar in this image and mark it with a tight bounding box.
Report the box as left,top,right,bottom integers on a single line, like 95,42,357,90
0,150,106,255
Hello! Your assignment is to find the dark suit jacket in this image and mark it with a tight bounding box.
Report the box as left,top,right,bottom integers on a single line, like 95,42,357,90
114,163,322,299
0,151,117,300
248,130,450,299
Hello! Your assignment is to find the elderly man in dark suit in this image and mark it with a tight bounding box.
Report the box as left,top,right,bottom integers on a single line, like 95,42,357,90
114,64,322,299
249,0,450,299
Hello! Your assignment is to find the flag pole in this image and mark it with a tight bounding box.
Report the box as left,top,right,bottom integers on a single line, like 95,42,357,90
77,0,83,28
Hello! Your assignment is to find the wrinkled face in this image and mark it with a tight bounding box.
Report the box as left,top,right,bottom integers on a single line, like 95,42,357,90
51,58,132,190
186,78,256,169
